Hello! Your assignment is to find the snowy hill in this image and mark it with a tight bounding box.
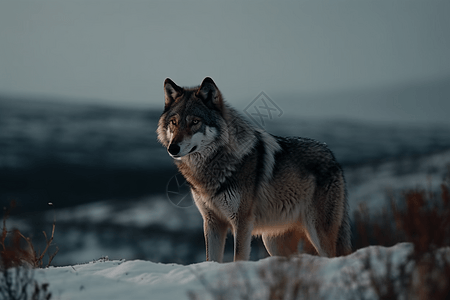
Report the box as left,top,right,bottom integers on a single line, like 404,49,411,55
23,243,447,300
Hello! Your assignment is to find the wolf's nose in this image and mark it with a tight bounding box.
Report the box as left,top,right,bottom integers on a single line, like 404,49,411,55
168,144,181,156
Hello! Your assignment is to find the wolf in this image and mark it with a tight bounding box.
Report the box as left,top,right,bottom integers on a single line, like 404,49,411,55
157,77,351,262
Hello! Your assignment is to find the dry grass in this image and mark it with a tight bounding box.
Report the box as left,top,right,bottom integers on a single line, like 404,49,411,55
1,201,56,300
392,184,450,254
350,180,450,300
353,182,450,252
1,201,58,269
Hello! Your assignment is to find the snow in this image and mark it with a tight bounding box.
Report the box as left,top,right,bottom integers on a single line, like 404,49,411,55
345,149,450,213
30,243,432,300
51,196,202,230
54,232,135,267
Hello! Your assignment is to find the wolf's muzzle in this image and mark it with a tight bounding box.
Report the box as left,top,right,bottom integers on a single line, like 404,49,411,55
168,144,180,156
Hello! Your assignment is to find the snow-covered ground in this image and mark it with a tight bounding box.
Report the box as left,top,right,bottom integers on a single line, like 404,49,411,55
27,243,446,300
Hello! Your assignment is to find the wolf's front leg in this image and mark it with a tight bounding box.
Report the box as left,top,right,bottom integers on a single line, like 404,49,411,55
204,215,228,262
233,218,254,261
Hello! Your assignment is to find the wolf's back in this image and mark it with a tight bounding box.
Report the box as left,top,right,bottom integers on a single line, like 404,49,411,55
273,136,343,185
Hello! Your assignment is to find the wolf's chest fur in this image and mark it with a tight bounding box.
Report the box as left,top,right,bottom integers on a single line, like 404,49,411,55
176,145,259,220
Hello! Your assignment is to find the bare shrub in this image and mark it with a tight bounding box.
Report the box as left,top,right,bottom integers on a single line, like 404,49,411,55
1,201,58,269
353,203,400,250
1,201,56,300
392,184,450,255
354,181,450,252
350,180,450,300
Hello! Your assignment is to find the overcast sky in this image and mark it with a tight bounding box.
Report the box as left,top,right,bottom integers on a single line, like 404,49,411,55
1,1,449,123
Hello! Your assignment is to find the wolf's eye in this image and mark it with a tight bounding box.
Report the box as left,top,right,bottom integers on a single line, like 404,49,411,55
192,119,200,125
170,120,177,126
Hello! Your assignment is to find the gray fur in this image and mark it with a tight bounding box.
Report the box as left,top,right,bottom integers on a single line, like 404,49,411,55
157,77,352,262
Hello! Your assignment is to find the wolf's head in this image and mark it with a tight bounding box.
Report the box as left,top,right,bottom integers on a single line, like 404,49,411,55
157,77,228,160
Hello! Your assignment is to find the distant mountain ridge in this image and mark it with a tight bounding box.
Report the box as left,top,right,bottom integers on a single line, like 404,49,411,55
276,75,450,125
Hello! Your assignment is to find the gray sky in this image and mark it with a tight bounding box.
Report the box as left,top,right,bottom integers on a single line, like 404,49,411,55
1,1,449,123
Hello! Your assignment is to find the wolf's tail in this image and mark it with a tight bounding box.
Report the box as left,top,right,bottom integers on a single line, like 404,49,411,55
336,188,352,256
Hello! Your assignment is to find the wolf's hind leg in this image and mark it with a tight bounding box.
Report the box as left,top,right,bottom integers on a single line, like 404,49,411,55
304,221,337,257
262,228,310,257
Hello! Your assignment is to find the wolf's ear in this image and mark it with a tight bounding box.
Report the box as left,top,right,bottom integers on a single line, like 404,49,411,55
197,77,223,112
164,78,183,109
